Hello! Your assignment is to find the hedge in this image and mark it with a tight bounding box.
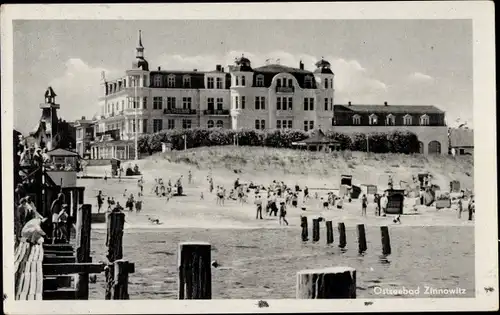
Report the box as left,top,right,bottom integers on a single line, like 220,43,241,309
138,128,421,154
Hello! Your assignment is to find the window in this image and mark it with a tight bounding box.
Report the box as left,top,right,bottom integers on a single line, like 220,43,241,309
459,149,465,155
182,97,192,110
277,97,282,110
153,97,163,110
331,80,334,89
386,114,395,126
207,77,214,89
167,97,176,109
207,120,214,128
324,98,329,111
143,75,148,87
261,120,265,129
216,120,224,128
255,96,264,110
241,76,246,86
277,120,281,129
277,120,293,129
309,120,314,130
276,79,281,87
304,98,314,110
403,114,413,125
154,75,162,87
324,78,329,89
153,119,163,132
131,119,136,132
304,76,312,88
241,96,246,109
261,97,266,110
207,98,215,111
167,119,175,129
330,98,333,111
235,96,239,109
121,100,125,111
303,98,309,111
288,97,293,110
216,77,223,89
217,98,223,110
352,114,361,125
183,76,191,88
288,120,293,129
256,75,264,87
129,97,139,109
143,119,148,133
255,119,260,130
168,75,175,87
369,114,378,125
182,119,192,129
420,114,430,126
303,121,313,131
143,97,148,109
288,79,293,87
235,76,239,86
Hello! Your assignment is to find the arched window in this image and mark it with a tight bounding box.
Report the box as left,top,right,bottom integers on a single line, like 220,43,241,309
256,75,264,87
154,75,162,87
352,114,361,125
403,114,413,125
386,114,395,126
167,75,176,87
369,114,378,125
428,141,441,154
324,78,329,89
288,79,293,87
276,78,282,87
420,114,430,126
207,120,214,128
304,76,312,88
216,120,224,128
183,75,191,88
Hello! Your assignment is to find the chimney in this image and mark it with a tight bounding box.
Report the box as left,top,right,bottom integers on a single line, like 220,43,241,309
216,64,222,72
348,101,352,106
158,66,161,71
299,60,304,70
384,101,388,106
193,69,198,72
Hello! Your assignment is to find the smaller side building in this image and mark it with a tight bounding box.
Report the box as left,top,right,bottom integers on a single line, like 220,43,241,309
74,116,95,158
449,128,473,156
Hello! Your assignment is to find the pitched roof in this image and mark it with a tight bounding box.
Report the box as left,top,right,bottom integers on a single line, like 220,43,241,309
254,64,312,74
449,128,474,147
334,104,444,114
47,148,79,157
297,129,339,144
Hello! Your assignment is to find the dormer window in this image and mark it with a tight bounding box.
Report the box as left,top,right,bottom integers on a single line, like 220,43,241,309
386,114,395,126
403,114,413,125
241,76,246,86
369,114,378,125
420,114,430,126
304,76,312,88
276,78,281,87
153,75,162,87
183,75,191,88
352,114,361,125
288,79,293,87
167,75,175,88
256,75,264,87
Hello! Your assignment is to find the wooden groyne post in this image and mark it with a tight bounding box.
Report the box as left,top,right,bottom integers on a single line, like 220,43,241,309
300,216,308,242
113,260,131,300
75,204,91,299
178,242,211,299
312,219,320,242
357,224,367,253
105,211,125,300
326,221,334,244
380,226,391,255
338,222,346,248
296,267,356,299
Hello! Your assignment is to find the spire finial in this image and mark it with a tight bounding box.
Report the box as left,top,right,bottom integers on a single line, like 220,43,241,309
138,30,143,47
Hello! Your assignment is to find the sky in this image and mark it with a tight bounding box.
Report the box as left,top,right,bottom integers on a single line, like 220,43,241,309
13,19,473,134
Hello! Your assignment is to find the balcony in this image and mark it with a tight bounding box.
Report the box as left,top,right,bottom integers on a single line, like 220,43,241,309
163,108,197,115
276,86,295,93
203,109,230,116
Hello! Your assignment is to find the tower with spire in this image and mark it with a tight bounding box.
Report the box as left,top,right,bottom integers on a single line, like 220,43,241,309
31,86,61,149
132,30,149,71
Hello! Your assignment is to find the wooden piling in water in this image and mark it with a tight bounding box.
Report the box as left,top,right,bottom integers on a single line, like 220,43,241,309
105,211,125,300
338,222,346,248
296,267,356,299
300,216,308,242
112,260,130,300
357,224,367,253
326,221,334,244
312,219,320,242
75,204,91,300
178,242,211,299
380,226,391,255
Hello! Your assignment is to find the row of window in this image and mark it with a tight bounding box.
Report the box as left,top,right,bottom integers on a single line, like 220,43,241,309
353,114,431,126
107,119,194,134
207,120,224,128
152,97,193,110
255,119,315,131
206,77,224,89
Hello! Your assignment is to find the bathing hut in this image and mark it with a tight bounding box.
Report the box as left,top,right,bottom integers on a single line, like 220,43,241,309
291,129,341,152
384,189,405,214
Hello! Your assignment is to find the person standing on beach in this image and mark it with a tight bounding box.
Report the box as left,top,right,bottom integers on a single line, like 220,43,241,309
468,196,474,221
303,186,310,202
361,194,368,217
279,202,289,226
255,195,263,219
135,198,142,213
126,194,135,212
457,196,463,219
380,193,388,217
138,176,144,196
96,190,104,213
188,170,193,185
